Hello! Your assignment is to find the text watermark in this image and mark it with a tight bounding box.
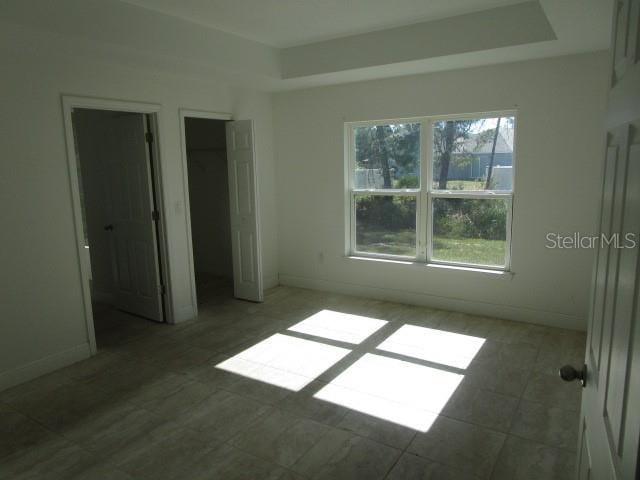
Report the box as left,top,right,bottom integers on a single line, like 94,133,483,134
545,233,638,249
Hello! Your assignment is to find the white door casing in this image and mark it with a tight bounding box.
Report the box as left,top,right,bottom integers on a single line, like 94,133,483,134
577,1,640,479
105,113,164,321
225,120,264,302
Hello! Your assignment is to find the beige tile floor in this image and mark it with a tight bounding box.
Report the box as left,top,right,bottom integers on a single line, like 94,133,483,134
0,279,586,479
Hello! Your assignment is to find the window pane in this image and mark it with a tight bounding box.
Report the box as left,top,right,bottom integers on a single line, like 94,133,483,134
432,198,507,267
432,116,514,191
355,195,416,256
354,123,420,189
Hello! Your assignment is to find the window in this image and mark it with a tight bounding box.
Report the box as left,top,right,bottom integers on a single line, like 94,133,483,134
347,114,515,270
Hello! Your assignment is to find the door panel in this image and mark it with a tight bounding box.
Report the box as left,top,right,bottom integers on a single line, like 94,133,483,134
577,422,592,480
578,2,640,478
239,231,256,283
105,113,163,321
598,125,630,452
578,120,640,480
599,129,629,382
589,145,618,374
605,144,640,454
237,162,253,215
580,121,639,479
226,120,263,302
613,0,631,83
611,138,640,479
115,237,132,292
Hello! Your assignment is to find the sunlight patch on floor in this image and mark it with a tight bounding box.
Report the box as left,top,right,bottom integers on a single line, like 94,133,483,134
314,353,463,431
215,333,351,391
376,324,485,369
287,309,388,344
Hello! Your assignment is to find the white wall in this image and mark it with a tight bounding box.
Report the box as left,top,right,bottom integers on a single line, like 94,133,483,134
185,118,233,279
0,30,278,390
273,52,609,330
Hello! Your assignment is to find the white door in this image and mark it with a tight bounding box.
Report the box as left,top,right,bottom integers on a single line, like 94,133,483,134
225,120,263,302
105,113,164,321
576,1,640,478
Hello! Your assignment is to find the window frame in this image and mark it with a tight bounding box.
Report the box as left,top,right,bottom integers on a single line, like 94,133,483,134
346,111,516,271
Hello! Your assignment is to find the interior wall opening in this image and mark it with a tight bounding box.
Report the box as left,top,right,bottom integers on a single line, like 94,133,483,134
184,117,234,306
72,108,166,350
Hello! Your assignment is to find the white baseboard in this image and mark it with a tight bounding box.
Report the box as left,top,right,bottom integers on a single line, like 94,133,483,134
279,274,586,331
0,343,92,392
173,303,197,324
263,275,279,290
172,275,278,324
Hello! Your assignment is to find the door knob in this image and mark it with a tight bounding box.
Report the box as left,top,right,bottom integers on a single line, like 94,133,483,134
559,364,587,387
104,224,114,231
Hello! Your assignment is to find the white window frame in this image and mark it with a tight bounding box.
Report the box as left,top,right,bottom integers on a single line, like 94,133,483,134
346,111,516,271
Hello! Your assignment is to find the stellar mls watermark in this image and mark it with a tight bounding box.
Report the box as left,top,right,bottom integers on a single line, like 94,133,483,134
545,233,638,249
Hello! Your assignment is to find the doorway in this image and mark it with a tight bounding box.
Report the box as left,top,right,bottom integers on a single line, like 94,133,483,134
184,117,234,306
181,112,265,311
71,107,166,349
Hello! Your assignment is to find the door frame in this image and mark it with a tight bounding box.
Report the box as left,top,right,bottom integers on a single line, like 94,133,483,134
178,109,233,316
62,95,172,354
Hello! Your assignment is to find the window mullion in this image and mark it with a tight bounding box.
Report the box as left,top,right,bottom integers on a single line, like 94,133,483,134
350,192,356,256
351,189,419,196
504,193,513,270
430,191,512,199
419,118,432,262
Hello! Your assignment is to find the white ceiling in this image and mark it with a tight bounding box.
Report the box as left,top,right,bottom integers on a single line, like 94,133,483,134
0,0,613,91
121,0,544,47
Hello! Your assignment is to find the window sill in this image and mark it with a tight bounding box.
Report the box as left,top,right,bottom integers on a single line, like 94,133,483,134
345,255,514,278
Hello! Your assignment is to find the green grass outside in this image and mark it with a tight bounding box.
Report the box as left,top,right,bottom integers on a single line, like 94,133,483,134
356,228,416,256
356,228,505,266
432,237,505,266
434,180,486,190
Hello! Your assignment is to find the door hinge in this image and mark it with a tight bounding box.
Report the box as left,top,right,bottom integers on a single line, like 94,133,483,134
152,210,159,221
145,131,154,144
158,285,166,296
